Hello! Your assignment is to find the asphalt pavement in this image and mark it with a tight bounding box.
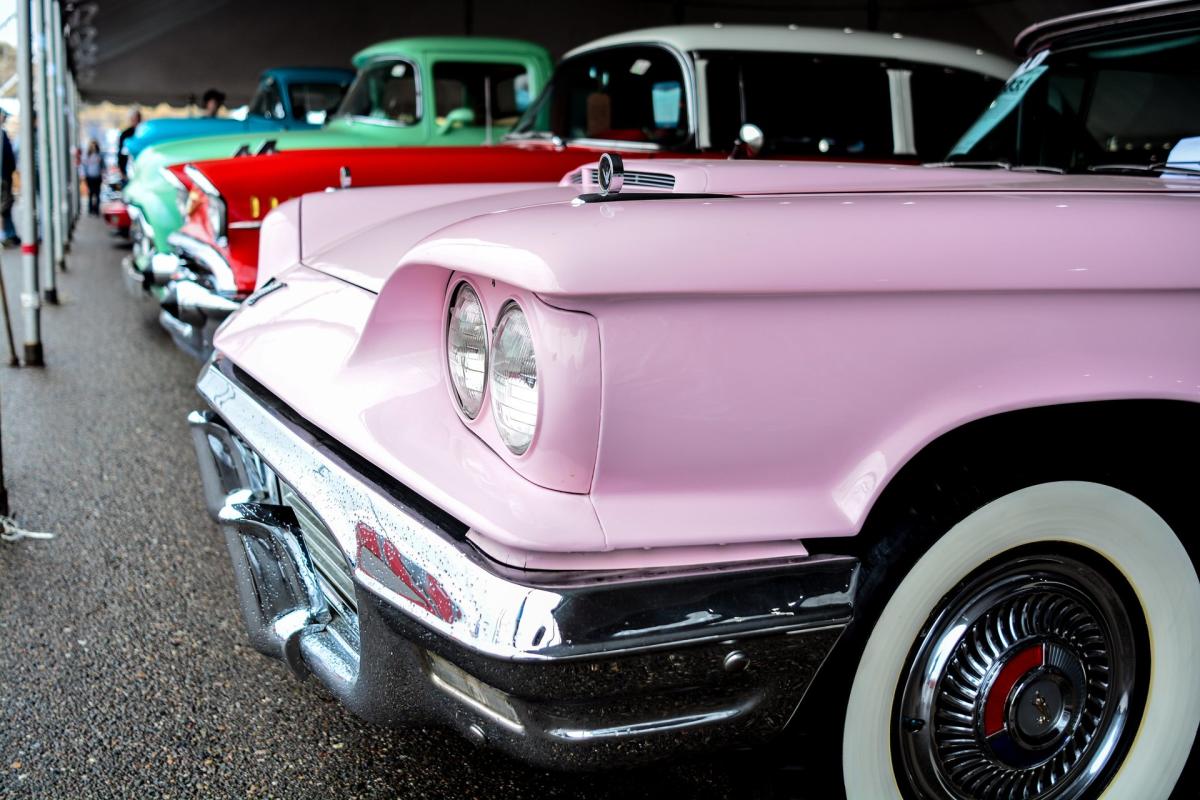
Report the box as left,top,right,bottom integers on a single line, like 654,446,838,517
0,219,825,800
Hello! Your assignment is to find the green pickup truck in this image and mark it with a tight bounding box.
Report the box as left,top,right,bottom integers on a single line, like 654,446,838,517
124,36,552,266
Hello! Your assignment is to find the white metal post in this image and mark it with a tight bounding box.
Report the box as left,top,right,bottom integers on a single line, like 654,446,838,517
50,0,69,254
68,71,79,227
42,0,65,273
16,0,42,365
31,0,55,304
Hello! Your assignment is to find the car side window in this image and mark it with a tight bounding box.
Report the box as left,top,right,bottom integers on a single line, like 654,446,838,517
704,51,892,157
336,60,420,124
252,79,285,120
432,61,532,130
247,83,272,119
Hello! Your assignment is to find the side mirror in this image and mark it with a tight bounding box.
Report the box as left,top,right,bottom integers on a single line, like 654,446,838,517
733,123,764,159
438,107,476,135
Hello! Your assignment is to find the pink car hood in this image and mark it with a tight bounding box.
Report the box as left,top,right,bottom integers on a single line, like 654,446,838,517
298,160,1199,295
220,158,1200,562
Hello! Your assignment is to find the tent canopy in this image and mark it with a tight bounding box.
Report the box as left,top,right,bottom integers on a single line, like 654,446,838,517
67,0,1114,106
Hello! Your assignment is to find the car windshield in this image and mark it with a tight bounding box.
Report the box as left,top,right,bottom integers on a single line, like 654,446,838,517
947,32,1200,171
509,45,690,147
289,82,349,124
335,59,420,124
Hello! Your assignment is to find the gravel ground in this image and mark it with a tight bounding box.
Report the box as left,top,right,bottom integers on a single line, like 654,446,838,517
0,220,828,799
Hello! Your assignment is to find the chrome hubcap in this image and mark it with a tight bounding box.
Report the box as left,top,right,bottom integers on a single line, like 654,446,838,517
895,552,1143,799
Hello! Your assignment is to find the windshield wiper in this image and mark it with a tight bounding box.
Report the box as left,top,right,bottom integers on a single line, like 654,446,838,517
1087,163,1200,176
924,160,1064,174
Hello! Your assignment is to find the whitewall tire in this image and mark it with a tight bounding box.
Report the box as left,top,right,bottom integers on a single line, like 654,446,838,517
842,481,1200,799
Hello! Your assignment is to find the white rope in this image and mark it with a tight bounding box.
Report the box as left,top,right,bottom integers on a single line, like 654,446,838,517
0,515,55,542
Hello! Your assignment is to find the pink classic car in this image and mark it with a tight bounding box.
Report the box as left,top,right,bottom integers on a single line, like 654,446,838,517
189,3,1200,796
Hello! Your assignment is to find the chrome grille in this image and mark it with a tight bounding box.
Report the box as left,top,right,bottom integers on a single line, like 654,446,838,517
279,482,357,615
575,168,675,190
623,171,675,189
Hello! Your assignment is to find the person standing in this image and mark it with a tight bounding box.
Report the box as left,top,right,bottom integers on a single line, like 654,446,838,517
81,140,102,216
0,111,18,247
201,89,226,117
116,108,141,177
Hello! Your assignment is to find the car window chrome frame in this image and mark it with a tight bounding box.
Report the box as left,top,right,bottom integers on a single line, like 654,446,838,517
508,42,699,153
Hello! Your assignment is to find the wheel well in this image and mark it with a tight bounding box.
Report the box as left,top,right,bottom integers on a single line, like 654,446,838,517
820,399,1200,565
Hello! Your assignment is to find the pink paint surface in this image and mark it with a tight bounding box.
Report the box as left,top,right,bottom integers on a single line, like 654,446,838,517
217,161,1200,561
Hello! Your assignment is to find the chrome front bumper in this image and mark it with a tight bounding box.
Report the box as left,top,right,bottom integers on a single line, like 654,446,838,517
154,232,242,360
189,357,859,767
158,281,240,360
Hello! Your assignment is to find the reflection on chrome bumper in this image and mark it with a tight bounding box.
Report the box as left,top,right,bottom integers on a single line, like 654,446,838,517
159,281,239,361
167,231,236,294
190,357,859,767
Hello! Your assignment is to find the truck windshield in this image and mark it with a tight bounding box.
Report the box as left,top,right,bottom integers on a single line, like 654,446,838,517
947,33,1200,171
509,45,690,147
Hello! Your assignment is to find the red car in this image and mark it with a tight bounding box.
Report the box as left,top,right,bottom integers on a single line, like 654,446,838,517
145,24,1011,357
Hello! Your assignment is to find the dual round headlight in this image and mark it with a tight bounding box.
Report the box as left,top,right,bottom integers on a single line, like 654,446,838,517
446,282,539,455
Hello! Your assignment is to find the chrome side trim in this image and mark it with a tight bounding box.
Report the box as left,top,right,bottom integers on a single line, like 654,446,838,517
546,704,748,741
193,359,858,663
167,231,237,294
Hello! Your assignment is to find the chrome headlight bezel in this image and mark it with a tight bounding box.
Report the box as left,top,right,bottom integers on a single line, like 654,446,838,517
489,301,539,456
445,280,489,420
183,164,228,243
206,194,227,242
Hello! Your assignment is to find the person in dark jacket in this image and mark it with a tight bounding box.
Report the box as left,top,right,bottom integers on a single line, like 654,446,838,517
116,108,141,177
0,110,18,246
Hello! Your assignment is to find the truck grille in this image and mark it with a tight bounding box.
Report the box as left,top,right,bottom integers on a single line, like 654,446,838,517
279,482,358,616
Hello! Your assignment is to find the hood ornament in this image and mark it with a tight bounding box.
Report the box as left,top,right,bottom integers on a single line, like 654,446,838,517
597,153,624,196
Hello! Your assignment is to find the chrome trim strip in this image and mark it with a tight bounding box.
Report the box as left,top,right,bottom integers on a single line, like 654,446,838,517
569,137,664,152
167,231,237,294
228,220,262,230
193,359,858,663
546,704,747,741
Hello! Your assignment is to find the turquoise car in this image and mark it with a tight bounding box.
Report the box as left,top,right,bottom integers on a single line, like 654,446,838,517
124,37,552,266
122,67,355,162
